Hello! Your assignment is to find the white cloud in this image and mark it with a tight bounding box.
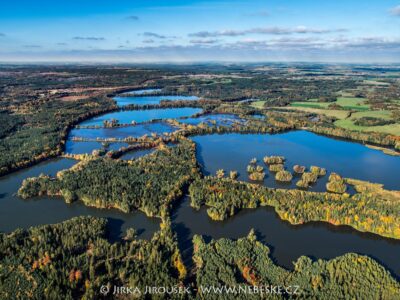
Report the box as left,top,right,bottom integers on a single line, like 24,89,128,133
73,36,105,41
189,26,347,37
389,5,400,16
143,32,166,39
189,38,220,44
125,15,139,21
244,10,269,17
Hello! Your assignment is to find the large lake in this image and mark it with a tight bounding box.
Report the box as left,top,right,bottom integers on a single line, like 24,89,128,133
69,122,177,140
0,158,159,240
65,141,129,154
193,131,400,191
1,158,399,278
114,95,199,106
178,113,245,126
79,107,202,126
172,196,400,278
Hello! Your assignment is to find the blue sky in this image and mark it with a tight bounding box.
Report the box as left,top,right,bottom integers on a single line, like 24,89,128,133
0,0,399,62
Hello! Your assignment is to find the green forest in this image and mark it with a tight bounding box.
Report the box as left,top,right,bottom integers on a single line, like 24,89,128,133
1,217,398,299
189,177,400,239
18,138,200,217
0,217,184,300
193,232,400,299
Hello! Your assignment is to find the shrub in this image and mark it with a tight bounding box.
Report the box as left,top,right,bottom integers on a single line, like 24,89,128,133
216,169,225,178
310,166,326,177
296,179,309,188
293,165,306,174
326,180,347,194
229,170,238,180
329,172,342,182
354,117,394,127
301,172,318,184
275,170,293,182
249,171,266,181
326,172,347,194
269,164,284,172
263,156,285,164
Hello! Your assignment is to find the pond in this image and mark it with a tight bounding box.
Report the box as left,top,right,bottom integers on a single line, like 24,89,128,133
0,158,160,240
65,141,129,154
172,196,400,279
79,107,202,126
114,95,199,106
69,122,177,140
119,148,155,160
178,113,246,126
192,131,400,191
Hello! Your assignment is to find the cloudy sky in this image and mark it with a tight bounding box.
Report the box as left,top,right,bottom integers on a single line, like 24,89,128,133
0,0,399,63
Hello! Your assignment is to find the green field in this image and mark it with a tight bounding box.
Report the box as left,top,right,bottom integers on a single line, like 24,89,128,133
334,110,400,135
285,100,399,135
291,102,330,109
349,110,393,120
291,97,370,111
335,119,400,135
278,106,351,119
250,100,267,109
336,97,370,110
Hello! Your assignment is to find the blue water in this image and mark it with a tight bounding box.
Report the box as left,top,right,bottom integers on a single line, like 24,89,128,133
178,114,245,126
251,114,265,120
70,122,177,140
65,141,129,154
193,131,400,190
114,95,199,106
0,158,159,239
79,108,202,126
119,149,155,160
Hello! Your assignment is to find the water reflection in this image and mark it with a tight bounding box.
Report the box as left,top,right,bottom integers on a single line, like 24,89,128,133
115,95,199,106
193,131,400,190
172,196,400,279
0,158,159,239
79,108,202,126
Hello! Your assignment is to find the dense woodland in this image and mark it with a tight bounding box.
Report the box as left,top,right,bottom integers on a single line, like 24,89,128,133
18,138,200,217
2,217,398,299
193,232,400,299
189,177,400,239
0,217,184,300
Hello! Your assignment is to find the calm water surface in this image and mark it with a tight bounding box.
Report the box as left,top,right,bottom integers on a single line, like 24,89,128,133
79,108,202,126
119,149,155,160
115,95,199,106
0,158,159,239
178,114,245,126
65,141,129,154
1,159,399,278
70,122,177,140
193,131,400,191
172,196,400,279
